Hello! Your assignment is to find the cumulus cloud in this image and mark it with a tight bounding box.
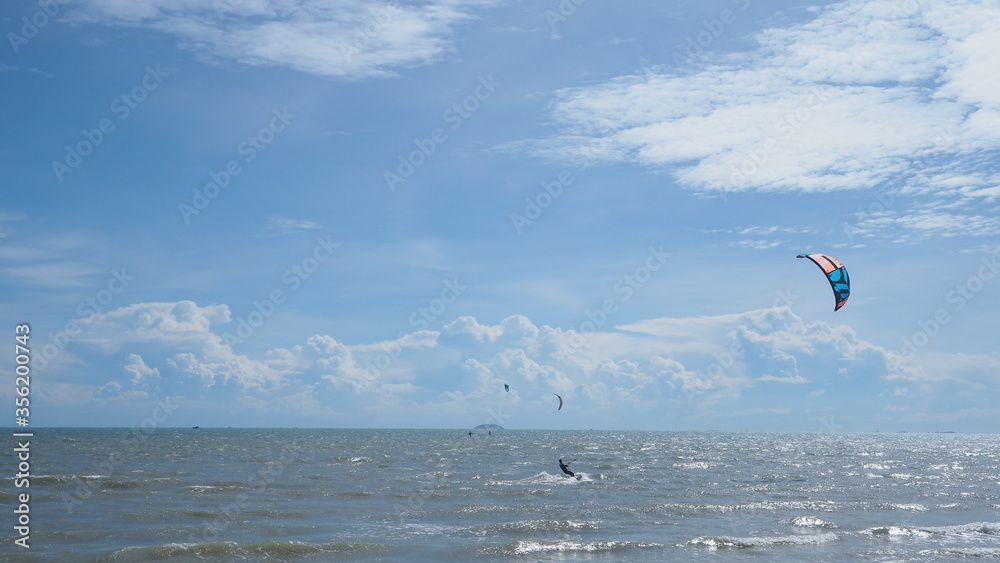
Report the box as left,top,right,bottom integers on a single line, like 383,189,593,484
73,301,286,391
123,353,160,386
57,299,993,428
75,300,232,350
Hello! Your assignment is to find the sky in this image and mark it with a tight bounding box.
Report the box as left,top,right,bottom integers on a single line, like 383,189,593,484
2,0,999,431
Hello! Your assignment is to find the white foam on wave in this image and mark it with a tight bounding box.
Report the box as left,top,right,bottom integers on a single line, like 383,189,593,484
674,461,711,469
790,515,836,528
893,503,929,512
514,471,587,485
928,521,1000,536
495,539,662,555
862,521,1000,541
928,547,1000,557
465,519,599,536
862,463,890,470
108,539,380,559
686,532,839,549
404,522,461,536
862,525,933,538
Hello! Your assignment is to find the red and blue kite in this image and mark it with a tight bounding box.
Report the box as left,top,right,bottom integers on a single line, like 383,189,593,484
797,253,850,311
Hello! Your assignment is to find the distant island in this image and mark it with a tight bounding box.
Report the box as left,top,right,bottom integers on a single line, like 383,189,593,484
474,424,503,430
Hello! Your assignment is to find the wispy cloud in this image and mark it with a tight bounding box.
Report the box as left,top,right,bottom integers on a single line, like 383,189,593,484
264,215,322,235
71,0,501,79
2,262,102,288
851,209,1000,243
512,0,1000,199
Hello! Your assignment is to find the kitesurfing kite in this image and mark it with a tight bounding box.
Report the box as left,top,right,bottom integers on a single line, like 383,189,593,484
797,253,850,311
553,393,563,411
504,384,509,392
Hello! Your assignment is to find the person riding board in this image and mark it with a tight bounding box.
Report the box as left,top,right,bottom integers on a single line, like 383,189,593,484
558,459,575,477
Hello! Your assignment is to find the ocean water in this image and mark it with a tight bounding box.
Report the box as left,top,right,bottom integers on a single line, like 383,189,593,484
4,429,1000,561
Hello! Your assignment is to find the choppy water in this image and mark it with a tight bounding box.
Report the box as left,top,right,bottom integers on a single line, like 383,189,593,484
4,429,1000,561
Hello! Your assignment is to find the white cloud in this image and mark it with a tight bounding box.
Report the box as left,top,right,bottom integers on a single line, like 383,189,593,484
54,299,999,428
71,0,500,79
0,233,109,290
2,262,102,288
510,0,1000,242
73,301,288,391
123,353,160,385
853,209,1000,242
264,215,321,235
76,300,232,349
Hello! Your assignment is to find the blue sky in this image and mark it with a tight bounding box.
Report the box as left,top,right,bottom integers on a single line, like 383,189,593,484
2,0,999,431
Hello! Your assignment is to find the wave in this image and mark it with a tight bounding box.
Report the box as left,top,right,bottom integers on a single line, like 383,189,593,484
330,490,375,498
637,499,838,515
929,547,1000,557
686,532,839,549
862,521,1000,538
32,474,106,485
496,471,589,486
465,519,599,536
485,539,663,556
673,461,712,469
862,525,933,538
455,504,518,515
180,484,245,494
790,515,837,528
866,502,930,512
31,474,181,490
107,540,385,560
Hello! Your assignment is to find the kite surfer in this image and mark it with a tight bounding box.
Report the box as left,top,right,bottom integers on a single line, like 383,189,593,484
558,459,575,478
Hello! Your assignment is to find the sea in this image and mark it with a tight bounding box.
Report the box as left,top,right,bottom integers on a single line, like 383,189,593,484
4,428,1000,561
